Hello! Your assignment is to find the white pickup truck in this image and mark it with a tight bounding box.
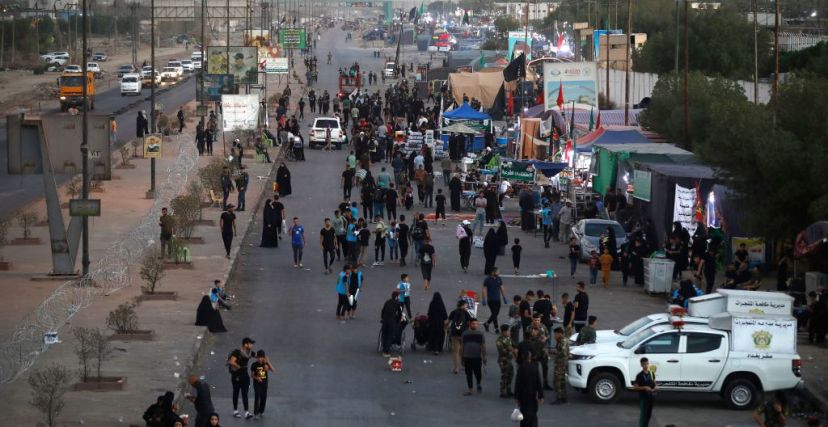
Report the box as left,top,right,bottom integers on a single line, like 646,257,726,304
568,315,802,409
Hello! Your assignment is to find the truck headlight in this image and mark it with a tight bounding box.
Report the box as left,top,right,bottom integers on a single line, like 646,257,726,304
59,96,66,100
570,354,594,360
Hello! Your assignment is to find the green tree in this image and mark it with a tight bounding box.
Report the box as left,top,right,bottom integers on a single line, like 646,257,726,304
780,41,828,77
493,16,520,35
633,8,771,80
638,71,747,150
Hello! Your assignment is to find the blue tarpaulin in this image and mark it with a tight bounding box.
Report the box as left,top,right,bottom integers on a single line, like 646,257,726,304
443,102,492,120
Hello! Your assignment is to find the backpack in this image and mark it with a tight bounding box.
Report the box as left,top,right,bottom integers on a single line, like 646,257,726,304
373,187,385,203
449,311,468,337
411,224,424,240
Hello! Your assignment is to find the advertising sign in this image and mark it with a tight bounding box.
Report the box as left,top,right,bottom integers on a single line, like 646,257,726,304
673,184,698,236
732,237,766,265
196,74,236,102
507,31,533,61
69,199,101,217
633,169,652,201
265,58,289,74
206,46,259,84
543,62,599,111
501,161,536,183
257,46,282,71
278,28,307,49
143,135,162,159
244,30,270,47
731,316,797,355
221,95,260,131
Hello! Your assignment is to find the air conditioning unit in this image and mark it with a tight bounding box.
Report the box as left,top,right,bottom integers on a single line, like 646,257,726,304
805,271,827,294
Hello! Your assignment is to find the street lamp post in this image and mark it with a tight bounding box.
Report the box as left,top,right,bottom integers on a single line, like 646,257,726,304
81,0,90,276
148,0,156,199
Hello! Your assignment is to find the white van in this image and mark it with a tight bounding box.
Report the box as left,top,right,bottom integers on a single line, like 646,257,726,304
120,73,142,96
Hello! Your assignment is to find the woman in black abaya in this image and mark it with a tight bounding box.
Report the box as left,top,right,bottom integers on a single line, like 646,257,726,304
276,162,292,196
260,199,278,247
495,220,509,256
195,295,227,333
483,228,499,275
426,292,448,355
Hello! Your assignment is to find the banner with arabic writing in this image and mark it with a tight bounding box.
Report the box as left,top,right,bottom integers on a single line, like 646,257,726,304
673,184,697,236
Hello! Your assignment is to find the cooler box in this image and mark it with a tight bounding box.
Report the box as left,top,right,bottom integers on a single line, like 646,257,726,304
644,258,674,294
496,137,508,147
688,293,726,318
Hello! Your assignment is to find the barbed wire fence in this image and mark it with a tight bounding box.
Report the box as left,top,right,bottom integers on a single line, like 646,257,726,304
0,134,198,384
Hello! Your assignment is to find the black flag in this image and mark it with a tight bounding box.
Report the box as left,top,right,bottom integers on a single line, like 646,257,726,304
502,52,526,82
408,7,417,21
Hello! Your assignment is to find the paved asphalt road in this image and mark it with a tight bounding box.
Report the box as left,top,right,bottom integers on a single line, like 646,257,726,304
0,77,195,218
192,28,792,427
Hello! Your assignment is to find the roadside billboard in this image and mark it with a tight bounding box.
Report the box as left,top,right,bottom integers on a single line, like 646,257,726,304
206,46,259,85
244,29,270,47
542,62,598,111
278,28,307,49
265,58,289,74
196,74,236,102
221,94,260,131
508,30,533,61
257,45,282,71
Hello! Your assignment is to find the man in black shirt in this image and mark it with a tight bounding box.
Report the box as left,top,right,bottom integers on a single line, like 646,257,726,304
320,218,338,274
435,188,447,226
519,290,535,331
633,357,656,427
561,293,575,337
250,350,274,419
385,183,398,221
397,215,410,267
341,165,354,199
533,290,555,349
187,375,214,427
514,346,544,427
220,204,237,258
573,282,589,333
227,337,255,419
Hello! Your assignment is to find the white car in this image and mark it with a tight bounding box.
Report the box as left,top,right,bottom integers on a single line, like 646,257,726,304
180,60,194,72
166,61,184,78
64,64,82,73
570,219,628,261
86,62,102,77
308,117,346,148
42,52,70,66
190,51,203,62
120,73,142,96
383,61,396,78
117,64,137,78
192,60,202,70
570,313,709,345
160,67,179,82
567,323,802,409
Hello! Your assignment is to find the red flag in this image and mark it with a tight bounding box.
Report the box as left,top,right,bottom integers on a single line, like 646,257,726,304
694,182,705,223
557,34,564,50
556,81,564,110
507,91,514,116
596,109,602,128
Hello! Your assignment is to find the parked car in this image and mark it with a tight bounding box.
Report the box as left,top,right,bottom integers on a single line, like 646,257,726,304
92,52,108,61
63,64,82,73
570,312,709,346
570,219,628,261
192,60,202,70
117,64,136,78
383,61,396,78
142,70,161,87
308,117,346,148
120,73,142,96
180,60,194,72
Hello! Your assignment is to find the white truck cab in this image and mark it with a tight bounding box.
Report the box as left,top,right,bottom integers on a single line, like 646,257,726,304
120,73,142,96
571,312,709,346
569,296,802,410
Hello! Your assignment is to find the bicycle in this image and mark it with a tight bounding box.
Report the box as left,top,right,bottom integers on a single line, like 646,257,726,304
285,146,297,161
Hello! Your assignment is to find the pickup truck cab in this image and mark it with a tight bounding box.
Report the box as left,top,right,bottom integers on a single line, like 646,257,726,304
166,61,184,78
64,64,82,73
568,320,802,409
383,62,396,78
86,62,102,78
117,64,136,78
160,67,179,82
308,117,346,148
181,60,194,72
570,312,709,345
120,73,142,96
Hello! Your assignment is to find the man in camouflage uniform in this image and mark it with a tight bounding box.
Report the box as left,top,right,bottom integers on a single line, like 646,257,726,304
496,324,517,398
551,327,570,404
524,313,551,390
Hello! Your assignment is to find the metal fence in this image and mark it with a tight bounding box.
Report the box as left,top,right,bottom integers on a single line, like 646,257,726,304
0,134,198,384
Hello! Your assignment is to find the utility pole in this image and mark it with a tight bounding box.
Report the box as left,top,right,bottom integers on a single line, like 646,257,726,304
773,0,780,106
753,0,759,104
130,2,139,65
149,0,156,198
246,0,251,94
624,0,631,125
34,4,40,58
683,0,689,147
674,0,680,74
200,0,206,115
605,0,611,109
81,0,90,276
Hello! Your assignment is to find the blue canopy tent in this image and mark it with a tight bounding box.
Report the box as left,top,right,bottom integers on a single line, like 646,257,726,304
441,102,492,152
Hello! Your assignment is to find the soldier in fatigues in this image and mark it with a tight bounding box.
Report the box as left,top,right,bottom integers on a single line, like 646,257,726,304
551,327,570,404
496,324,517,398
524,313,551,390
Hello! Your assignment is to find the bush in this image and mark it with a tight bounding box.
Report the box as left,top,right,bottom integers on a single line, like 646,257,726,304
140,246,165,293
119,145,131,166
198,157,230,194
72,327,94,382
171,194,200,239
17,209,38,239
106,302,139,334
28,365,71,427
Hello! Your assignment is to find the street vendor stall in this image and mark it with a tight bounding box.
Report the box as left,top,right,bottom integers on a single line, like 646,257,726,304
440,102,492,152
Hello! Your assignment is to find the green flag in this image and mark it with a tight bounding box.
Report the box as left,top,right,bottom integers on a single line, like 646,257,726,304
419,2,425,16
479,51,485,69
462,10,469,25
588,106,594,131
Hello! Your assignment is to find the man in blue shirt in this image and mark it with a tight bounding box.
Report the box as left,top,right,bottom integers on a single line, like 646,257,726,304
482,267,508,332
345,217,359,265
541,203,553,248
549,198,564,243
336,265,352,320
289,217,305,268
397,273,412,319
